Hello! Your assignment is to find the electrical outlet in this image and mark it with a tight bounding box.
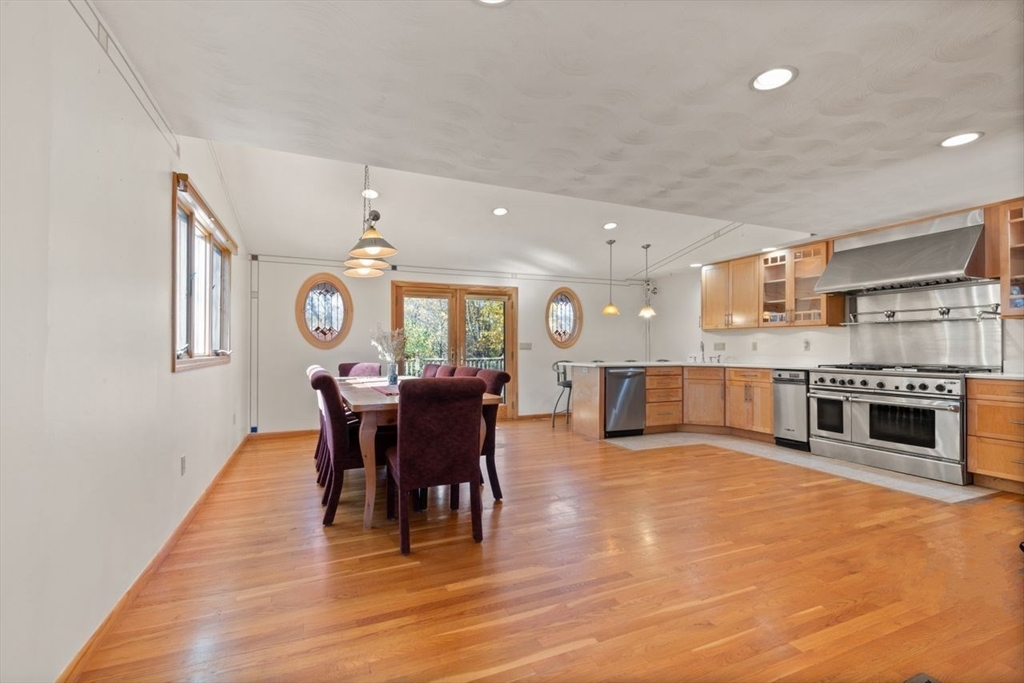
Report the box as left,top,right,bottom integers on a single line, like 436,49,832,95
519,342,532,351
803,340,811,352
714,342,726,351
751,341,758,351
180,455,186,477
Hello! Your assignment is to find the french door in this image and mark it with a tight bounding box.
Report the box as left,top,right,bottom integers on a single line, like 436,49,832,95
392,282,518,418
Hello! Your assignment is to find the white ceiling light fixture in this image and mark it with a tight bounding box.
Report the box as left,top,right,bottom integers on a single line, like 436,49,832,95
639,244,657,318
689,263,703,268
475,0,509,6
602,239,620,316
492,207,508,216
345,165,397,277
603,222,617,230
940,132,983,147
750,66,798,91
360,188,378,199
761,246,778,252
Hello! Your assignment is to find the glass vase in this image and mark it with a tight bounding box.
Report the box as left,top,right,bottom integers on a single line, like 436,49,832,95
387,362,398,385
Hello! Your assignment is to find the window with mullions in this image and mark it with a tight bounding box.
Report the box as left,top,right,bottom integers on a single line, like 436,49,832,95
173,172,237,372
546,287,582,348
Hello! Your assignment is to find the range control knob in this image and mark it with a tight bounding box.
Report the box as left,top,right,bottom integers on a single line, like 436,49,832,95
848,379,856,386
935,384,946,393
860,380,868,387
839,379,847,386
830,378,837,384
918,383,929,391
905,383,916,390
876,381,885,389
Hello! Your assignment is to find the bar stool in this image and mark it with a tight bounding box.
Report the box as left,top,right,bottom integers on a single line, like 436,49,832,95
551,360,573,427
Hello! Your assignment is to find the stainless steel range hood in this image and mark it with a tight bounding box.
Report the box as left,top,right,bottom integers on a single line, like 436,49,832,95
814,223,986,294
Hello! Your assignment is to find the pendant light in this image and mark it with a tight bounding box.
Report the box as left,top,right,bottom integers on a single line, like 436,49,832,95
602,239,620,315
345,166,396,277
639,243,656,318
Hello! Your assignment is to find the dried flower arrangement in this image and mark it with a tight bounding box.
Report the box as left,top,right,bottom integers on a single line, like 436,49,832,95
370,324,406,363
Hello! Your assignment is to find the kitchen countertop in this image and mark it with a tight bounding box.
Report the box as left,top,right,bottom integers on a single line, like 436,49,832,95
964,372,1024,380
562,361,820,370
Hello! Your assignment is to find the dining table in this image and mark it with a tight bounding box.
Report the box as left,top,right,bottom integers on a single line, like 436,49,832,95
336,375,502,529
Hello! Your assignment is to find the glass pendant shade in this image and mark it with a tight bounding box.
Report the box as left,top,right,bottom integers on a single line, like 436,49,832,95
343,266,385,278
602,303,620,315
349,226,398,259
638,243,656,318
344,257,389,269
639,304,656,318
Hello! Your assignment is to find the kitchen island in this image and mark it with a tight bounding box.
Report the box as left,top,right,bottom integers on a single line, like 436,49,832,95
563,361,799,441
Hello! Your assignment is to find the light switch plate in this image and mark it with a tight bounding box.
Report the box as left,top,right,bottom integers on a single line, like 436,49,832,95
519,342,532,351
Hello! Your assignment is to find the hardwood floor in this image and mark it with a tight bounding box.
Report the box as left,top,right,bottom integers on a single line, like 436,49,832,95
76,421,1023,682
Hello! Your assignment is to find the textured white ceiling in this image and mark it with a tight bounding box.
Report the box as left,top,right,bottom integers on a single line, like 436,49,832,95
95,0,1024,268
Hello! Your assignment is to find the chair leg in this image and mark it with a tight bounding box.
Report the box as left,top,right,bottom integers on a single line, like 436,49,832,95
386,466,396,520
322,460,342,526
565,386,572,423
321,465,332,506
470,479,483,543
485,453,502,501
551,386,566,427
450,483,460,510
399,487,411,555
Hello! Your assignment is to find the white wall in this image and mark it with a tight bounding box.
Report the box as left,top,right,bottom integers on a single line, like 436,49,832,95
652,268,851,366
253,259,650,431
0,4,249,680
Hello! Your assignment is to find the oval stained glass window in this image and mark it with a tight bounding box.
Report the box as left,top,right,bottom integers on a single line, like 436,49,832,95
295,273,353,349
546,287,582,349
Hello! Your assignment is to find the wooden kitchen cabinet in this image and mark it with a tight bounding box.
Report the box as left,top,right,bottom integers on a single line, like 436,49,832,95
683,367,725,426
967,378,1024,491
993,199,1024,317
759,241,844,327
725,368,773,434
701,257,759,330
646,367,683,427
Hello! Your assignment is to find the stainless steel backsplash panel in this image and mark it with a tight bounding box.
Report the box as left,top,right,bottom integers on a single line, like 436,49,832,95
849,282,1002,368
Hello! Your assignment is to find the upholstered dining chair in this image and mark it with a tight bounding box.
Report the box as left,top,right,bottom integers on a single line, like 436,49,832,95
309,368,391,526
454,366,481,377
421,364,440,378
338,362,382,377
435,364,456,377
475,368,512,501
307,365,329,481
385,377,486,555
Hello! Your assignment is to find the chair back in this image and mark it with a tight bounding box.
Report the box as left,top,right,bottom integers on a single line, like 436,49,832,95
421,364,440,378
553,360,571,384
475,369,511,457
339,362,382,377
396,378,485,488
436,364,456,377
454,366,481,377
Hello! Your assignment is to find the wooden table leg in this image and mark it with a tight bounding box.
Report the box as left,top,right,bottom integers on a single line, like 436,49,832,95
359,411,379,529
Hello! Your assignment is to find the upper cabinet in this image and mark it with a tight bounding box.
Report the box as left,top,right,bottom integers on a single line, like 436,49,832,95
997,200,1024,317
702,242,842,331
701,256,759,330
759,241,844,327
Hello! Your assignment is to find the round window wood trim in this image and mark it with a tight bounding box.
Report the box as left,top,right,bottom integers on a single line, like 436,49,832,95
295,272,354,349
546,287,582,349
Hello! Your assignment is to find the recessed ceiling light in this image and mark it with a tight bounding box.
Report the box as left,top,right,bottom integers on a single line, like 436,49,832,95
492,207,508,216
689,263,703,268
940,132,983,147
361,189,379,199
751,67,797,91
761,247,778,252
603,222,617,230
476,0,509,5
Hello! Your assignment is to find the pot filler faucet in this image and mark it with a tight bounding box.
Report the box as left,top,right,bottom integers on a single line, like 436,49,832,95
700,341,705,363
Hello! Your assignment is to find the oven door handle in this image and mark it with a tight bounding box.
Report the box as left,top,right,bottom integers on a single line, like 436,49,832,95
807,391,849,401
847,396,960,411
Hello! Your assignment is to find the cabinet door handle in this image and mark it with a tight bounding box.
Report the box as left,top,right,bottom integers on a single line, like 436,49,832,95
1011,420,1024,426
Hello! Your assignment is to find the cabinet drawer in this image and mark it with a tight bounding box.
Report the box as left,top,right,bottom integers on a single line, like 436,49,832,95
968,400,1024,442
727,368,772,383
967,379,1024,403
685,367,724,380
646,388,682,403
968,436,1024,482
646,402,682,426
646,375,682,390
646,366,682,376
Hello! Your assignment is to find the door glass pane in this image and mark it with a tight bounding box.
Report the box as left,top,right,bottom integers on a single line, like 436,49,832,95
175,209,190,355
760,252,787,324
869,404,936,449
816,398,845,434
465,297,505,372
792,245,826,323
192,228,210,355
403,296,450,376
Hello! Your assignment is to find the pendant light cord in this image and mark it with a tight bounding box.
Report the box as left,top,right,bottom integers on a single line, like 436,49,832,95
606,239,615,300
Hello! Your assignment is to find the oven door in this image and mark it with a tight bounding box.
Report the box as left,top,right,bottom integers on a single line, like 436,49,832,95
809,391,852,441
849,394,962,461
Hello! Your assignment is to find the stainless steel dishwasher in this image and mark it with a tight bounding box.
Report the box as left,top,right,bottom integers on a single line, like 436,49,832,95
605,367,646,437
772,369,810,451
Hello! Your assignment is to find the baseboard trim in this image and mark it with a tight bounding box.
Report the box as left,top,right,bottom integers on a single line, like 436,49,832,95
56,433,251,683
246,428,319,440
515,413,557,422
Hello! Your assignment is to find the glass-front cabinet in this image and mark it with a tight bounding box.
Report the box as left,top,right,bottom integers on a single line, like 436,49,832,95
1002,200,1024,317
759,241,835,327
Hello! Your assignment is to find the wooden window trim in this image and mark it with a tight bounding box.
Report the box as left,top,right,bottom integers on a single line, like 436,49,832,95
172,172,235,372
546,287,583,349
295,272,354,349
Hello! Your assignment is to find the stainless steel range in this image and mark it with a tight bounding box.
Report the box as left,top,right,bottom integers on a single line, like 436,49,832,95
808,364,994,485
